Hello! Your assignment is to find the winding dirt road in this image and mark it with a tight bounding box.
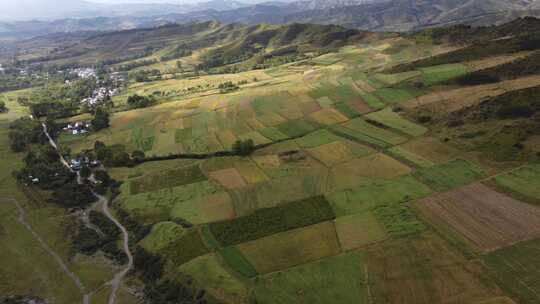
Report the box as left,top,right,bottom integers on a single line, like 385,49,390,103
42,123,133,304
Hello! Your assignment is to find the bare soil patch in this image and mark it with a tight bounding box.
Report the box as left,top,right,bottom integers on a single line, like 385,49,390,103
209,168,247,189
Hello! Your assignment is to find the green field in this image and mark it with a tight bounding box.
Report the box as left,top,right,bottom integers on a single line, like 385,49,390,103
387,146,435,168
253,250,370,304
413,159,486,192
483,238,540,304
210,196,335,246
374,88,415,104
342,118,408,146
420,63,469,85
492,164,540,203
366,108,428,137
179,253,250,303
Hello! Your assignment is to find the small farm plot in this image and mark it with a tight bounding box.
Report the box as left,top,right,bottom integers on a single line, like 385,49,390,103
258,127,289,141
159,229,210,266
237,221,341,274
397,136,459,163
335,212,387,251
366,108,428,137
492,164,540,203
483,238,540,304
295,129,343,148
374,71,421,85
276,119,320,138
209,196,335,246
228,171,328,216
307,141,356,167
219,246,258,278
309,108,349,125
129,164,207,195
420,63,469,85
387,146,435,168
169,192,236,225
139,221,186,253
208,167,247,189
329,125,390,148
329,153,412,191
374,88,415,104
178,253,250,304
233,159,269,184
253,250,370,304
120,180,223,224
328,175,431,236
368,232,503,304
342,118,408,146
416,183,540,253
413,159,486,192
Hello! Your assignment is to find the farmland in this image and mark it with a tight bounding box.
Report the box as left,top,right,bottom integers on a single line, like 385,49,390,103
416,183,540,252
3,17,540,304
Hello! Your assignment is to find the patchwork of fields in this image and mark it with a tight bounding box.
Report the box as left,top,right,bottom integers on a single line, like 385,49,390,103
46,35,540,304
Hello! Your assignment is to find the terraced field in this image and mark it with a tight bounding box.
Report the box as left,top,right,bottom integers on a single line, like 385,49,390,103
14,25,540,304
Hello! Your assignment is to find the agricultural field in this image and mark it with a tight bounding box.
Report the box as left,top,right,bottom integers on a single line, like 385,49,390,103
7,18,540,304
416,183,540,252
483,238,540,304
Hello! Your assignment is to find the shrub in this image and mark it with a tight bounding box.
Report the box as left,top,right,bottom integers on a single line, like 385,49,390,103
232,139,255,156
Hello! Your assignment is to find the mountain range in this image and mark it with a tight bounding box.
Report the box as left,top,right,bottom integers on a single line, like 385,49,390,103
0,0,539,41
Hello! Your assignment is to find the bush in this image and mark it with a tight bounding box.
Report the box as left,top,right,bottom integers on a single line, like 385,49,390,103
209,196,335,246
454,74,500,86
127,94,155,109
497,105,535,119
232,139,255,156
92,107,110,131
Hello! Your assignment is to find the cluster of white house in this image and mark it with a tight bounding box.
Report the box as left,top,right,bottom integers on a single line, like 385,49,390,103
63,121,92,135
69,157,100,171
73,67,97,79
81,87,119,106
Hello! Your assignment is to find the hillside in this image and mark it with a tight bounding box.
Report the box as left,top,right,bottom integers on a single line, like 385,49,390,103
1,16,540,304
6,21,367,68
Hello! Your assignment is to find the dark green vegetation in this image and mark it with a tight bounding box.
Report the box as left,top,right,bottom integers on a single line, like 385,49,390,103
197,23,362,71
392,20,540,73
210,196,335,246
219,247,258,278
91,107,110,131
452,52,540,85
160,229,209,266
24,78,98,118
232,139,255,156
127,94,155,109
483,238,540,304
8,117,45,152
423,86,540,162
133,247,214,304
73,211,125,263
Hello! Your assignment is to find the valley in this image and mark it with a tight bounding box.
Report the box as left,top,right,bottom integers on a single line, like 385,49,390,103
1,16,540,304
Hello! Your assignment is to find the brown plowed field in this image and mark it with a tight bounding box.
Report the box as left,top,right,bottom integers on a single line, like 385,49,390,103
416,183,540,252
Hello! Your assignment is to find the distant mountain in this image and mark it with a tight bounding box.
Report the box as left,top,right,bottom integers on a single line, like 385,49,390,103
1,0,540,41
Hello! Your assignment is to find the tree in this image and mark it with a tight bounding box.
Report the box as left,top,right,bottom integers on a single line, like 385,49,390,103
0,100,7,113
127,94,154,109
92,107,110,131
232,139,255,156
131,150,146,163
79,166,91,180
94,170,112,186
